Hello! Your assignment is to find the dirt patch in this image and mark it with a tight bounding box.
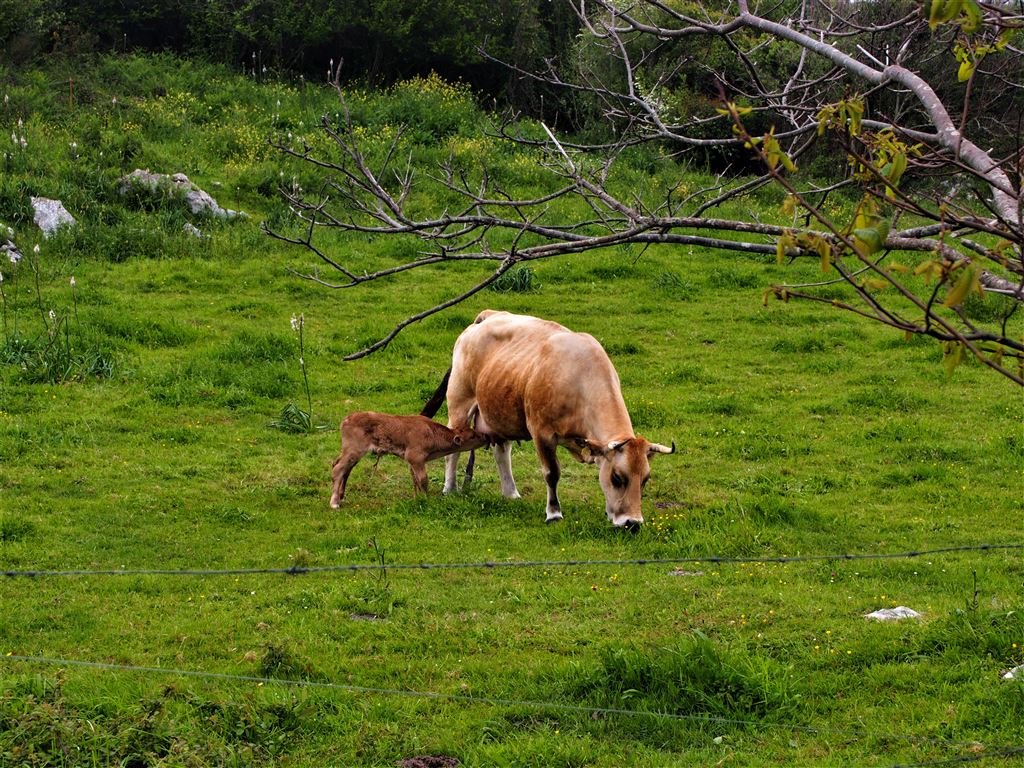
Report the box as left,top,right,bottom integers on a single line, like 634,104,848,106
397,757,459,768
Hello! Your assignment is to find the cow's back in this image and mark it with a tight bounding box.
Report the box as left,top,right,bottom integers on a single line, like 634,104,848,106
449,311,631,441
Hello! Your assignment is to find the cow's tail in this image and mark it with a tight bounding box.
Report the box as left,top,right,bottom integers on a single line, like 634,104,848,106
420,367,452,418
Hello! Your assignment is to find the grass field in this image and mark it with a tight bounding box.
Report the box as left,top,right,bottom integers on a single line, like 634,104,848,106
1,55,1023,767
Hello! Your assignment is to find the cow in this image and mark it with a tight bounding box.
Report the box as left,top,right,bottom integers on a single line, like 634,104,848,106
329,412,488,507
433,310,674,529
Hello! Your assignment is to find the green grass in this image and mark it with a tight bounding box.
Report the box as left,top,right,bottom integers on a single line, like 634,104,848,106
1,54,1023,767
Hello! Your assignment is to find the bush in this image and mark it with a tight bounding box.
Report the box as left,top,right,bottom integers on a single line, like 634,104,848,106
571,633,798,722
490,265,540,294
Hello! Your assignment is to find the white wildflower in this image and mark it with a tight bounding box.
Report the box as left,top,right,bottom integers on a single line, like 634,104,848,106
3,94,7,106
33,244,39,254
48,309,56,321
18,136,26,150
299,357,304,367
10,131,16,145
70,276,76,287
290,315,299,332
112,97,117,106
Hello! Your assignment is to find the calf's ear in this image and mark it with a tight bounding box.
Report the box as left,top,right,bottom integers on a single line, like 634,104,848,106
453,434,464,446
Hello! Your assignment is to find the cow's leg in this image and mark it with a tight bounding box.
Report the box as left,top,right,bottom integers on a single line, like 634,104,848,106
494,441,521,499
444,453,460,494
535,438,562,523
330,450,363,508
444,389,475,494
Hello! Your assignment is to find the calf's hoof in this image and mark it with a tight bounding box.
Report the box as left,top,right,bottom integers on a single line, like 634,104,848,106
545,511,563,524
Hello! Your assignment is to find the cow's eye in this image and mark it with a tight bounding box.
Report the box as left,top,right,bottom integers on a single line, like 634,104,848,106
611,472,628,489
641,475,650,488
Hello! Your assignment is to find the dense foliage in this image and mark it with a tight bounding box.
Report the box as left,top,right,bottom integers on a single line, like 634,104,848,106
0,0,580,110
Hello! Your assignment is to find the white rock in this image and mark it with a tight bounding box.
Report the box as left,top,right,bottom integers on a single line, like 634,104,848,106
864,606,921,621
1002,665,1023,680
1,239,22,264
31,197,76,237
119,169,243,219
183,222,206,238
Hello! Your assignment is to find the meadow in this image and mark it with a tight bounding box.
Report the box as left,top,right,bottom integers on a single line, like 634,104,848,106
1,54,1022,767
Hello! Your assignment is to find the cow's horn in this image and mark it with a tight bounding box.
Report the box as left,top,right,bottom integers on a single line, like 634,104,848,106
648,441,675,455
606,439,629,453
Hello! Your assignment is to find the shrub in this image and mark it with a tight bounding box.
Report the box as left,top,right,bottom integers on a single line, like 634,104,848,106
371,73,480,142
571,633,798,722
490,266,540,293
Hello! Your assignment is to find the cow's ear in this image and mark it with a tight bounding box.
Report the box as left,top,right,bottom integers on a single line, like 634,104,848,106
577,439,606,462
647,441,675,457
453,434,464,446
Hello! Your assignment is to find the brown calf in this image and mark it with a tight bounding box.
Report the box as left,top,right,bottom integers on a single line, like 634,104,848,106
330,412,488,507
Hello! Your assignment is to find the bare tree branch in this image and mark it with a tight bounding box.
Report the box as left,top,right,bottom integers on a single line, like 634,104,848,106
271,0,1024,383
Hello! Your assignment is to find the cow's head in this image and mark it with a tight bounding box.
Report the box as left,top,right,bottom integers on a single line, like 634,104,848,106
588,437,674,529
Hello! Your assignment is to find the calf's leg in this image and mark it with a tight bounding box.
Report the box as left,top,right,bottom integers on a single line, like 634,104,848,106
408,455,430,494
330,449,364,508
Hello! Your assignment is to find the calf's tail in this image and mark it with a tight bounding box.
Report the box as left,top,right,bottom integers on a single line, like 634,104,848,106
420,367,452,418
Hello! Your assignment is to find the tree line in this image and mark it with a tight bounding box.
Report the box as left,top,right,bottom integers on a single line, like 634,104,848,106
0,0,580,110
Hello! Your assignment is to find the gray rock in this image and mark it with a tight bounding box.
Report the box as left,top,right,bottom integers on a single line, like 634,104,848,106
864,606,921,621
119,169,243,219
1,239,21,265
183,222,206,238
31,197,76,237
1002,665,1023,681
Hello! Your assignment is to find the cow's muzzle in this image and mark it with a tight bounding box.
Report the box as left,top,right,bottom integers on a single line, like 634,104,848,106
610,515,643,532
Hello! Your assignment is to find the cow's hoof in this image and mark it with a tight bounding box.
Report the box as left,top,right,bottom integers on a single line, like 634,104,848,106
329,499,341,509
545,512,563,524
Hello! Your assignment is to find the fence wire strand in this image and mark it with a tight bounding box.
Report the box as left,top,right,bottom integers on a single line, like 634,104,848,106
2,652,1022,768
3,541,1023,580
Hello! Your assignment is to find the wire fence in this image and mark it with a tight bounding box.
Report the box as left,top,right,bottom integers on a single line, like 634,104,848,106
4,540,1024,767
3,541,1023,579
2,653,1022,768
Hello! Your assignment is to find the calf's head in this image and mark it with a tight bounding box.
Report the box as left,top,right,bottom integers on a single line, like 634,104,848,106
591,437,674,529
449,426,490,451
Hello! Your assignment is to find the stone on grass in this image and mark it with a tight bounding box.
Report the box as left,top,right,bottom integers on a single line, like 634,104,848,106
864,606,921,621
1,238,22,265
1002,665,1023,681
31,197,76,237
183,222,206,238
118,169,243,219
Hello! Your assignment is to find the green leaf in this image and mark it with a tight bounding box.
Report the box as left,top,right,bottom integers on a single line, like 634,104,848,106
960,0,983,33
853,227,883,256
944,342,965,376
943,262,980,307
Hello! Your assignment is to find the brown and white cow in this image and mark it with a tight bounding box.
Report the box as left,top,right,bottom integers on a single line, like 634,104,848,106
437,310,673,528
329,412,488,507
